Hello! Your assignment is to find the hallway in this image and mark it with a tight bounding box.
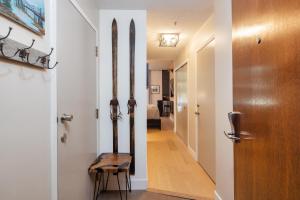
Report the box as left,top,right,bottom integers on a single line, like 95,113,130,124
147,129,215,199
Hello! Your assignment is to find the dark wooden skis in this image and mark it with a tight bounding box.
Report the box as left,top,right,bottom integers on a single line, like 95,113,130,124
128,19,137,174
110,18,121,153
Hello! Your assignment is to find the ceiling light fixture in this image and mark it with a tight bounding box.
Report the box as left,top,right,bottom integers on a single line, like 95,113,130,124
159,33,179,47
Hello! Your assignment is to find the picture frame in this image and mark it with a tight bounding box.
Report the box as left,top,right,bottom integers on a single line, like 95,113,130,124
0,0,45,35
151,85,160,94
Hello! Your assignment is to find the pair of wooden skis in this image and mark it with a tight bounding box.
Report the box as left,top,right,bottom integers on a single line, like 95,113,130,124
110,19,136,174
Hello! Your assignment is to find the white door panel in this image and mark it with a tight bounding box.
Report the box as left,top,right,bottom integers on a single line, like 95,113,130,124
197,39,216,182
57,0,97,199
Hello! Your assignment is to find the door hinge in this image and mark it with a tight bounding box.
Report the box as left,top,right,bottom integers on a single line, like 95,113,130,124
96,108,99,119
96,46,99,57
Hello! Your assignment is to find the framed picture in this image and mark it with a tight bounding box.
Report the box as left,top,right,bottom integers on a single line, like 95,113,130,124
0,0,45,35
151,85,160,94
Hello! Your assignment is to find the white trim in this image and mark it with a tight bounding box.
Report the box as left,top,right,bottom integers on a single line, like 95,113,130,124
174,59,188,72
196,35,215,53
214,191,223,200
50,0,57,199
68,0,97,32
188,145,197,160
194,35,215,162
131,178,148,190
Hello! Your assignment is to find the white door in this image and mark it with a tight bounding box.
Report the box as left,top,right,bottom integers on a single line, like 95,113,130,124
196,39,216,182
57,0,97,199
175,64,188,145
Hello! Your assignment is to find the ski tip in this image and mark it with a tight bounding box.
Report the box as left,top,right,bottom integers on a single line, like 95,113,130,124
130,19,135,26
112,18,117,25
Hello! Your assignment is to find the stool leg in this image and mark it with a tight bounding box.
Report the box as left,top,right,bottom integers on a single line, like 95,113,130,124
128,172,132,192
116,173,122,200
102,172,105,191
105,172,110,191
96,172,103,199
93,173,98,200
125,173,128,200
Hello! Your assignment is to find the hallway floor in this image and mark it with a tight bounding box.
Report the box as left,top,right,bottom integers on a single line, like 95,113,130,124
147,129,215,200
100,191,187,200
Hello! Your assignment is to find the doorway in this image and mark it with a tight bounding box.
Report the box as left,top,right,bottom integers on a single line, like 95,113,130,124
196,38,216,182
57,0,98,199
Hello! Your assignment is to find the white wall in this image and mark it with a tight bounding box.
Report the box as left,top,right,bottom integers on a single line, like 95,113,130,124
0,0,53,199
174,15,214,154
150,70,162,105
99,10,148,190
0,1,98,200
214,0,234,199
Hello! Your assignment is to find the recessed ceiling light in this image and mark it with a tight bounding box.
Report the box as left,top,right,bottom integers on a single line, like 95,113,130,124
159,33,179,47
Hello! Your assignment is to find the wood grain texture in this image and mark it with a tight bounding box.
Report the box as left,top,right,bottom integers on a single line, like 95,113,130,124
232,0,300,199
147,130,215,200
129,19,136,174
111,18,119,153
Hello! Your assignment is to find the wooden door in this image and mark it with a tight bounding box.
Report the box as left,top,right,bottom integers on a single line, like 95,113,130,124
57,0,97,199
232,0,300,199
196,39,216,182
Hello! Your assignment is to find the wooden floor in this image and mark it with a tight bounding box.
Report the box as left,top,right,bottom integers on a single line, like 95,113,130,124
147,129,215,200
100,191,187,200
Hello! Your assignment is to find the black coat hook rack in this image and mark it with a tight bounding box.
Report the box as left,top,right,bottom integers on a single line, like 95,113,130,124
0,27,58,69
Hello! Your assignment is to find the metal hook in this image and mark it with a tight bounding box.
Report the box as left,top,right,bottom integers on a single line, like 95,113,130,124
48,61,58,69
0,27,14,58
18,39,35,60
0,27,13,41
36,48,54,65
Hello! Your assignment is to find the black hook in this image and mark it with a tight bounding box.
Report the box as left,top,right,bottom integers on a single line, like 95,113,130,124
37,48,54,65
18,39,35,60
0,27,14,58
37,48,58,69
48,61,58,69
0,27,13,41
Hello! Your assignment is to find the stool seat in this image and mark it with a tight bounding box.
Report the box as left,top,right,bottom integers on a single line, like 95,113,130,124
89,153,132,173
89,153,132,200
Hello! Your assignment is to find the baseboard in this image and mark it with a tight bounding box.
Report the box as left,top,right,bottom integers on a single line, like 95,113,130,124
188,145,197,160
131,178,148,190
148,188,213,200
214,191,222,200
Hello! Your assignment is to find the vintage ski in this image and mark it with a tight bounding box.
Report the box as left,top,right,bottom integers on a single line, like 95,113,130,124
128,19,137,174
110,18,121,153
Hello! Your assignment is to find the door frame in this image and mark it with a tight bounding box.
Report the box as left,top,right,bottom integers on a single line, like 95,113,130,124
174,60,189,146
194,35,215,162
49,1,99,199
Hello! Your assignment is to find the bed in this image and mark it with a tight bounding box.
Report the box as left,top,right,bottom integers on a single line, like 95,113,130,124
147,104,161,129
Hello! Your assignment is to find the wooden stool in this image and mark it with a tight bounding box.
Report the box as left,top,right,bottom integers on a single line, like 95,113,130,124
89,153,132,200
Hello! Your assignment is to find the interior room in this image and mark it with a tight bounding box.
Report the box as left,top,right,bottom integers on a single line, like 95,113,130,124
1,0,300,200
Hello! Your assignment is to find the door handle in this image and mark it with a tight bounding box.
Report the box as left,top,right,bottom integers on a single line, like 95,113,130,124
61,114,74,123
195,112,200,115
61,133,67,143
224,112,241,142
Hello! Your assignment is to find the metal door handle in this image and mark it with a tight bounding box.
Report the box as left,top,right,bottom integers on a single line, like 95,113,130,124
61,114,73,123
61,133,67,143
224,131,240,142
224,112,241,143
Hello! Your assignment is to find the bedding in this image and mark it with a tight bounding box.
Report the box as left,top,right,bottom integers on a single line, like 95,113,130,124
147,104,160,119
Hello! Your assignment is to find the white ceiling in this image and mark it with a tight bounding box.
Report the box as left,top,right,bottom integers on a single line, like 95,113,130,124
97,0,213,65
